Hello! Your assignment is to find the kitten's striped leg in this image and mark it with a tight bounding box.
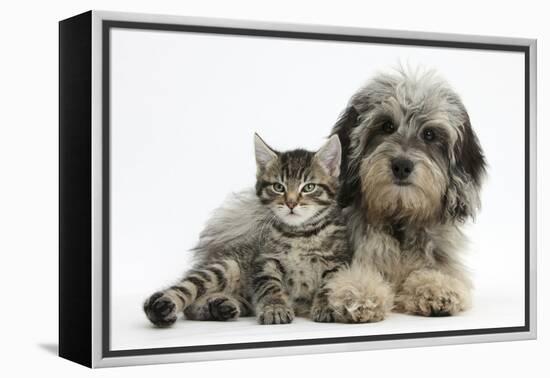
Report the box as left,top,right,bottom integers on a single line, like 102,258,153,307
310,287,337,322
144,259,240,327
310,266,342,323
252,257,294,325
184,293,254,321
184,293,242,321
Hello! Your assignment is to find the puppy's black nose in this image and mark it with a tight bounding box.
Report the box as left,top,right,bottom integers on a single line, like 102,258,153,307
391,158,414,180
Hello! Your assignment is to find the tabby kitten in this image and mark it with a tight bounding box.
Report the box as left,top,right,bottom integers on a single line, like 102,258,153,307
251,134,351,324
143,134,351,326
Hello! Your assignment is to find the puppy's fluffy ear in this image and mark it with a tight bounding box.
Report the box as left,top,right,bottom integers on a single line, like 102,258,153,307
315,135,342,177
330,106,360,207
454,114,486,188
254,133,278,172
446,108,487,221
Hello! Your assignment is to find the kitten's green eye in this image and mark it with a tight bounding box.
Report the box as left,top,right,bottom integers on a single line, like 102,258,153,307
302,183,316,193
272,183,285,193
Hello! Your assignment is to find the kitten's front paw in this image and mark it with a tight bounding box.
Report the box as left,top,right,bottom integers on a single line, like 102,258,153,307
257,303,294,325
207,295,240,321
144,292,178,327
310,305,336,323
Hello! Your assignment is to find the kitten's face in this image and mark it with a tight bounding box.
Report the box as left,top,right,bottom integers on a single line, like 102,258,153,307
254,135,342,226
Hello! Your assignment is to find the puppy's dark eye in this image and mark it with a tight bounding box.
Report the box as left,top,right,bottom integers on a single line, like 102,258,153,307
382,122,396,134
272,183,285,193
423,128,436,141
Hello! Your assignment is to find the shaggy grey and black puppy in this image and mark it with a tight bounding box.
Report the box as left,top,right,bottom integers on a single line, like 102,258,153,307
324,69,486,321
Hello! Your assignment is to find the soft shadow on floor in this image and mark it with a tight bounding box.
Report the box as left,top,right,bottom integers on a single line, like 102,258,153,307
38,343,59,356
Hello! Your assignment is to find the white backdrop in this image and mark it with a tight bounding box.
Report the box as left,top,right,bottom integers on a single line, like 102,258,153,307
1,0,547,377
110,27,526,350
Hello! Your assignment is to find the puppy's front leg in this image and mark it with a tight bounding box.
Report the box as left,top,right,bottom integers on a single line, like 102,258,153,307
395,269,471,316
324,265,394,323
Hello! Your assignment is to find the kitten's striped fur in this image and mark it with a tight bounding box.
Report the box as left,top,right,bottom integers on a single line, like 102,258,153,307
143,195,260,326
143,135,353,326
251,135,351,324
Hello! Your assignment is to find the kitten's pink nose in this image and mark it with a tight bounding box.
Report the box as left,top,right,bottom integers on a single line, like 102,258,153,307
286,201,297,210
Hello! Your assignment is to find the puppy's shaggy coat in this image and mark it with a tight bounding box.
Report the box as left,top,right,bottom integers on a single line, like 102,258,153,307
327,69,486,321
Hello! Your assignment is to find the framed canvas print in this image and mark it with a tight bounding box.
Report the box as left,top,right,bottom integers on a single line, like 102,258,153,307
59,10,537,368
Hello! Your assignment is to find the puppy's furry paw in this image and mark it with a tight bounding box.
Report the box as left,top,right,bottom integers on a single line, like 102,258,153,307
144,292,178,327
324,266,394,323
257,303,294,325
395,270,471,316
334,290,390,323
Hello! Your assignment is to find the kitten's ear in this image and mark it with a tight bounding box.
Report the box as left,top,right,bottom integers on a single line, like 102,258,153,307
254,133,278,170
315,135,342,177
